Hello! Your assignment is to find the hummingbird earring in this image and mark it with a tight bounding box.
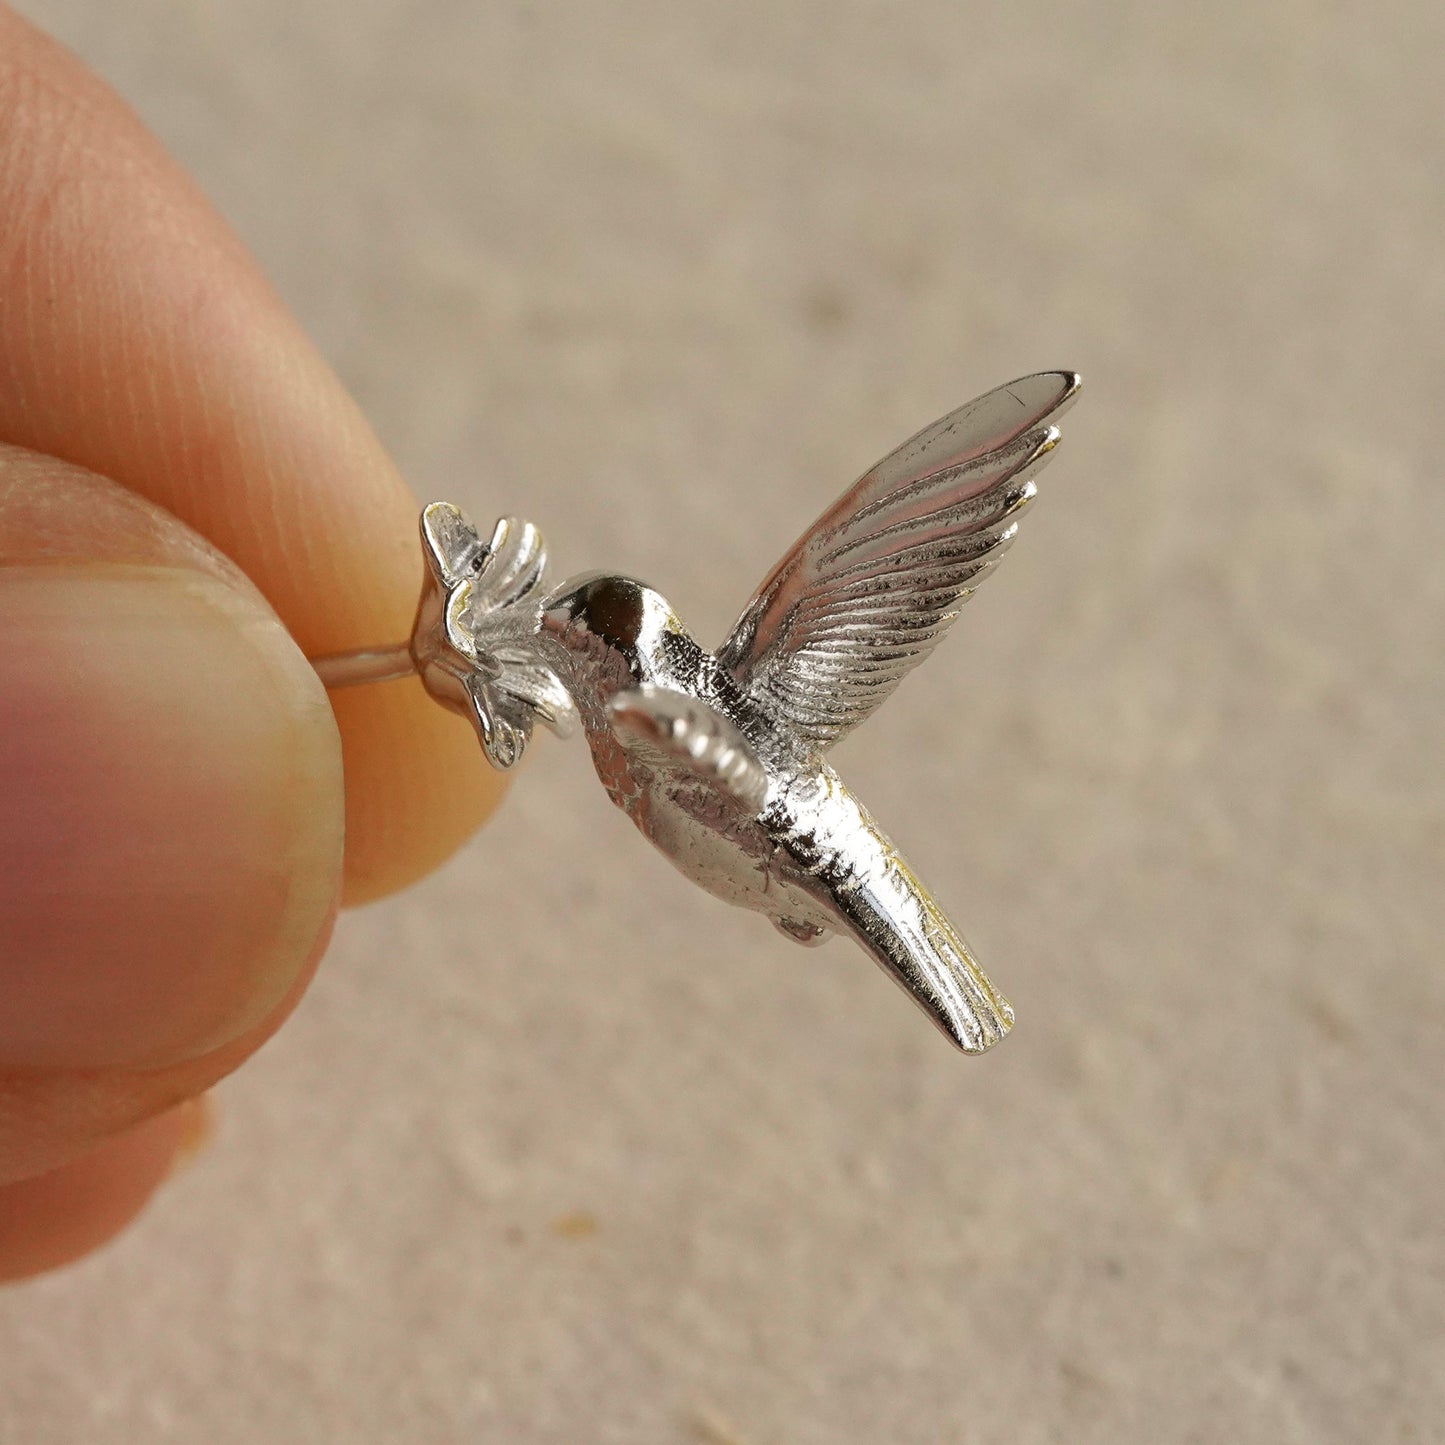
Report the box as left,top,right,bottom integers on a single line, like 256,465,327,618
313,372,1081,1054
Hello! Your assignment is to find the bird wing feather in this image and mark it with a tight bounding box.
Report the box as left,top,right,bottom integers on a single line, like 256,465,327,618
607,686,768,813
716,371,1080,752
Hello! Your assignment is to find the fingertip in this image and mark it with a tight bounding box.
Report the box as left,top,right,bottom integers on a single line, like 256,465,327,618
0,453,345,1071
0,1101,203,1285
332,679,508,905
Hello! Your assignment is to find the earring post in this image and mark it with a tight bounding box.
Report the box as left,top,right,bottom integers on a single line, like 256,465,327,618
310,643,416,688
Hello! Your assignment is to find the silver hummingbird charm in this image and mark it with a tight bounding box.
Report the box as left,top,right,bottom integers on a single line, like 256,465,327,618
390,371,1080,1053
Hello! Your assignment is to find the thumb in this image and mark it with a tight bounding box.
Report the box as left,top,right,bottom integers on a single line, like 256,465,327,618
0,448,342,1145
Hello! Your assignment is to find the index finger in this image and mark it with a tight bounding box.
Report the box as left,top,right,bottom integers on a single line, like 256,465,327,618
0,7,502,900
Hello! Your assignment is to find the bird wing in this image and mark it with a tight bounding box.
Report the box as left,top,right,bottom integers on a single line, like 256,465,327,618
716,371,1080,752
607,686,769,813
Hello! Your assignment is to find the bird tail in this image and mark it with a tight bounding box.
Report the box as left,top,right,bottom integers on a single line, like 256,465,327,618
835,853,1014,1054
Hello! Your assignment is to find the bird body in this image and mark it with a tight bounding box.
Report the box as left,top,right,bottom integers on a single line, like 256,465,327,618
537,572,1015,1051
409,371,1081,1053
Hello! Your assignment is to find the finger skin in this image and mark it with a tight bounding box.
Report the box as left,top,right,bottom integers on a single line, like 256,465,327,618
0,7,504,902
0,451,345,1074
0,921,327,1191
0,1101,204,1285
1,452,343,1175
0,931,319,1280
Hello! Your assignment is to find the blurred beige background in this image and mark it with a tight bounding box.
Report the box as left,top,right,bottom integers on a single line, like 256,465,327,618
1,1,1442,1441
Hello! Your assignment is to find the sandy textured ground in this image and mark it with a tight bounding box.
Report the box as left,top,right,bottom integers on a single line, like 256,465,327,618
2,2,1441,1441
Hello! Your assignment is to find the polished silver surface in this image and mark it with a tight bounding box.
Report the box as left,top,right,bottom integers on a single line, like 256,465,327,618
333,371,1080,1052
310,643,415,689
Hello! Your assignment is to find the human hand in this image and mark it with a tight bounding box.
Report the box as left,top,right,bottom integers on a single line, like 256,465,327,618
0,7,503,1280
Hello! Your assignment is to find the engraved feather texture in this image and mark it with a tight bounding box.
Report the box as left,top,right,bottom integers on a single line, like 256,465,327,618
607,685,770,813
718,371,1080,751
